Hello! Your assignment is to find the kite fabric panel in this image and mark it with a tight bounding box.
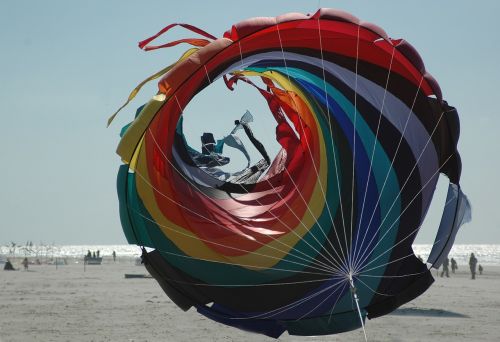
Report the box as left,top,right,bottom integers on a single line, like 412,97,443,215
427,184,471,268
113,8,470,338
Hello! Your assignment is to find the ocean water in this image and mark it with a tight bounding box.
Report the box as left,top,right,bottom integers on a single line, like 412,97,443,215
0,244,142,261
1,244,499,266
413,244,500,266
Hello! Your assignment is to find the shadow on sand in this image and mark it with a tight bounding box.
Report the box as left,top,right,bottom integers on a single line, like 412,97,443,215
390,308,469,318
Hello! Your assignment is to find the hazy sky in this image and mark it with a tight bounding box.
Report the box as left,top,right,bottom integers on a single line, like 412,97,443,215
1,1,499,245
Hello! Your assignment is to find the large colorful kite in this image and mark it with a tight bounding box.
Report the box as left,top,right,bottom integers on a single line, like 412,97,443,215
111,8,470,338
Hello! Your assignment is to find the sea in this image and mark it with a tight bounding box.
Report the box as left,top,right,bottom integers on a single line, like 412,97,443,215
1,244,499,266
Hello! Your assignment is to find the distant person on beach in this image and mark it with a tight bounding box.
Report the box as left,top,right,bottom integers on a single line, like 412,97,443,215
478,264,483,275
440,257,450,278
87,250,91,258
92,251,96,258
112,251,116,262
451,258,458,273
469,253,478,279
22,257,29,271
4,259,15,271
97,250,100,258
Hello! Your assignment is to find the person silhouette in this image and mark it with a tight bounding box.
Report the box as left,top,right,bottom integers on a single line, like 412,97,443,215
469,253,478,279
440,257,450,278
451,258,458,274
22,257,29,271
4,259,15,271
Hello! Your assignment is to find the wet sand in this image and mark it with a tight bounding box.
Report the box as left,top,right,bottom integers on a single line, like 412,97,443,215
1,259,498,342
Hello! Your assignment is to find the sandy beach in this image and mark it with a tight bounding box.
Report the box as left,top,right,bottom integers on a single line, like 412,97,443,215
0,259,498,342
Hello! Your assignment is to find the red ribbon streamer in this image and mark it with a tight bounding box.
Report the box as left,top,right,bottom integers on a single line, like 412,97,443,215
138,23,217,51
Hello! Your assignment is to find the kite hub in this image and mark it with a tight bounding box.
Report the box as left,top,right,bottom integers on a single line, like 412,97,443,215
348,273,358,295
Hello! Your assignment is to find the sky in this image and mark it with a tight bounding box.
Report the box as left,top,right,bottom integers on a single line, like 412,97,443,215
1,0,499,245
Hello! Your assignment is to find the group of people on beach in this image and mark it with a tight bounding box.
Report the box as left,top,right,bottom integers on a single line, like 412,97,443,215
439,253,483,279
3,257,29,271
84,250,117,262
86,250,100,259
3,250,121,271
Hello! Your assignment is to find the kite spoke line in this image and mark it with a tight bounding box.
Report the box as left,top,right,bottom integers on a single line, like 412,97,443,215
275,19,351,272
348,24,361,273
230,43,367,274
353,153,454,273
329,282,349,324
350,74,425,269
264,278,347,320
316,16,351,275
295,280,348,322
211,46,349,273
358,271,429,279
352,45,396,267
354,276,394,297
355,239,439,275
231,37,351,273
230,47,369,269
228,276,348,320
352,107,452,272
359,252,423,275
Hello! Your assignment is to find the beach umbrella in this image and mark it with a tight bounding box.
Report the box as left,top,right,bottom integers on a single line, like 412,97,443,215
111,8,470,338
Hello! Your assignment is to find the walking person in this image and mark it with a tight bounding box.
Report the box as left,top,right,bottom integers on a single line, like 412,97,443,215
469,253,478,279
451,258,458,274
440,257,450,278
22,257,29,271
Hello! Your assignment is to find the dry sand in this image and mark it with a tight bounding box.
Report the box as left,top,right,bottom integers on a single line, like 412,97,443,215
1,259,499,342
